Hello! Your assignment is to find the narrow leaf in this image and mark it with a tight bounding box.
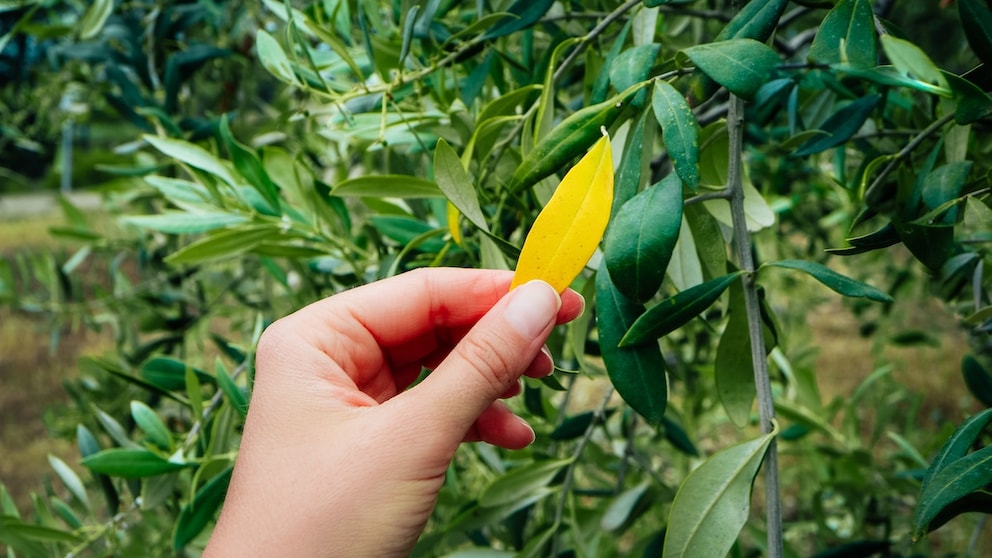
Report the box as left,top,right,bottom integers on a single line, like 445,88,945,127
165,226,280,265
762,260,893,302
963,356,992,407
143,135,238,186
79,0,113,40
511,133,614,293
479,459,572,507
960,0,992,68
434,139,489,232
173,467,233,551
652,80,700,190
596,265,669,425
793,95,881,156
663,431,776,557
715,281,756,427
921,407,992,494
605,174,683,303
620,273,743,347
130,401,172,451
122,212,248,234
914,444,992,538
331,175,442,198
47,455,90,512
82,449,189,478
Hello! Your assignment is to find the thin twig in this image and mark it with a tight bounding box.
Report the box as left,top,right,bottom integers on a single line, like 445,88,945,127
552,0,642,83
863,113,956,202
685,189,732,206
726,94,784,558
550,386,615,556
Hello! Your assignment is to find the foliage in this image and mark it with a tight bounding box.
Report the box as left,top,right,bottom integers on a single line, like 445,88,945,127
1,0,992,557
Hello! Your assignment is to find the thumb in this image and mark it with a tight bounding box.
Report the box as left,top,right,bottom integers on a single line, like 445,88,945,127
413,280,561,432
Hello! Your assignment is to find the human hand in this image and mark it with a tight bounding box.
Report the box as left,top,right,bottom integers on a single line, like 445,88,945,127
204,268,584,557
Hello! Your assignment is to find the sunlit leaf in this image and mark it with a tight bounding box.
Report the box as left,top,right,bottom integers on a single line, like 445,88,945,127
663,430,776,557
762,260,893,302
652,81,700,190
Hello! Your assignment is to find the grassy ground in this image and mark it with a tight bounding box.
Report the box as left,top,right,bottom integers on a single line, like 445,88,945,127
0,210,114,511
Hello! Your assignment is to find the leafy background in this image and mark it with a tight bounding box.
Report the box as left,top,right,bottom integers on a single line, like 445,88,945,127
1,0,991,556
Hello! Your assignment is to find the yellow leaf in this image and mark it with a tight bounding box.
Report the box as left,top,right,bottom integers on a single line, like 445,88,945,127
511,132,614,293
446,201,463,246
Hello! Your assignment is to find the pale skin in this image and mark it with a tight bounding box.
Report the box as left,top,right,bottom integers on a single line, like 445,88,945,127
204,268,584,557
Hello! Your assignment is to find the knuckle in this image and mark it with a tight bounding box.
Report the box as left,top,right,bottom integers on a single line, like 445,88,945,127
453,332,518,395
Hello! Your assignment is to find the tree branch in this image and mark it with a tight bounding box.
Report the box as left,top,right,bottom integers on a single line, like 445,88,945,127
726,94,784,558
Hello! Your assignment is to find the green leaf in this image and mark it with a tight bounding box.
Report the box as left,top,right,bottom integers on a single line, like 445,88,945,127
715,281,756,427
0,516,82,545
808,0,877,69
596,265,669,425
550,411,597,441
141,357,214,391
510,86,642,193
601,481,652,531
216,362,248,420
122,212,249,234
683,39,780,100
761,260,892,302
960,0,992,67
614,109,650,212
663,415,699,456
652,81,700,190
610,44,661,107
173,467,233,551
944,72,992,124
881,35,948,90
921,162,972,223
793,95,881,156
963,356,992,407
479,458,572,507
620,272,743,347
46,455,90,512
331,175,442,198
82,449,189,478
143,135,238,187
716,0,789,42
921,407,992,494
605,174,683,303
79,0,113,40
481,0,555,40
165,225,281,265
663,430,776,557
434,139,489,232
914,444,992,538
255,29,302,86
219,117,281,213
130,401,172,451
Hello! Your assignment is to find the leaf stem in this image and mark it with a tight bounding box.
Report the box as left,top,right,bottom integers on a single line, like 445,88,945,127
684,188,732,206
725,93,784,558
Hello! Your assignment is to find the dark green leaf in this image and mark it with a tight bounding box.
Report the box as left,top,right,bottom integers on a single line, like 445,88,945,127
663,431,775,557
928,491,992,533
683,39,780,100
963,356,992,407
605,174,683,303
141,357,214,391
550,411,597,440
809,0,877,68
596,265,668,425
652,81,700,190
761,260,892,302
945,72,992,124
793,95,881,156
0,516,82,545
921,162,972,224
716,0,790,42
960,0,992,68
371,216,447,252
620,272,743,347
82,449,189,478
481,0,554,40
331,175,443,198
811,540,891,558
662,415,699,456
922,407,992,494
173,467,233,551
613,109,649,212
610,44,660,107
914,444,992,537
893,220,955,273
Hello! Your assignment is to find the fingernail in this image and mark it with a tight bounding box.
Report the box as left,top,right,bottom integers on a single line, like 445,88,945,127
505,280,560,338
513,414,536,445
